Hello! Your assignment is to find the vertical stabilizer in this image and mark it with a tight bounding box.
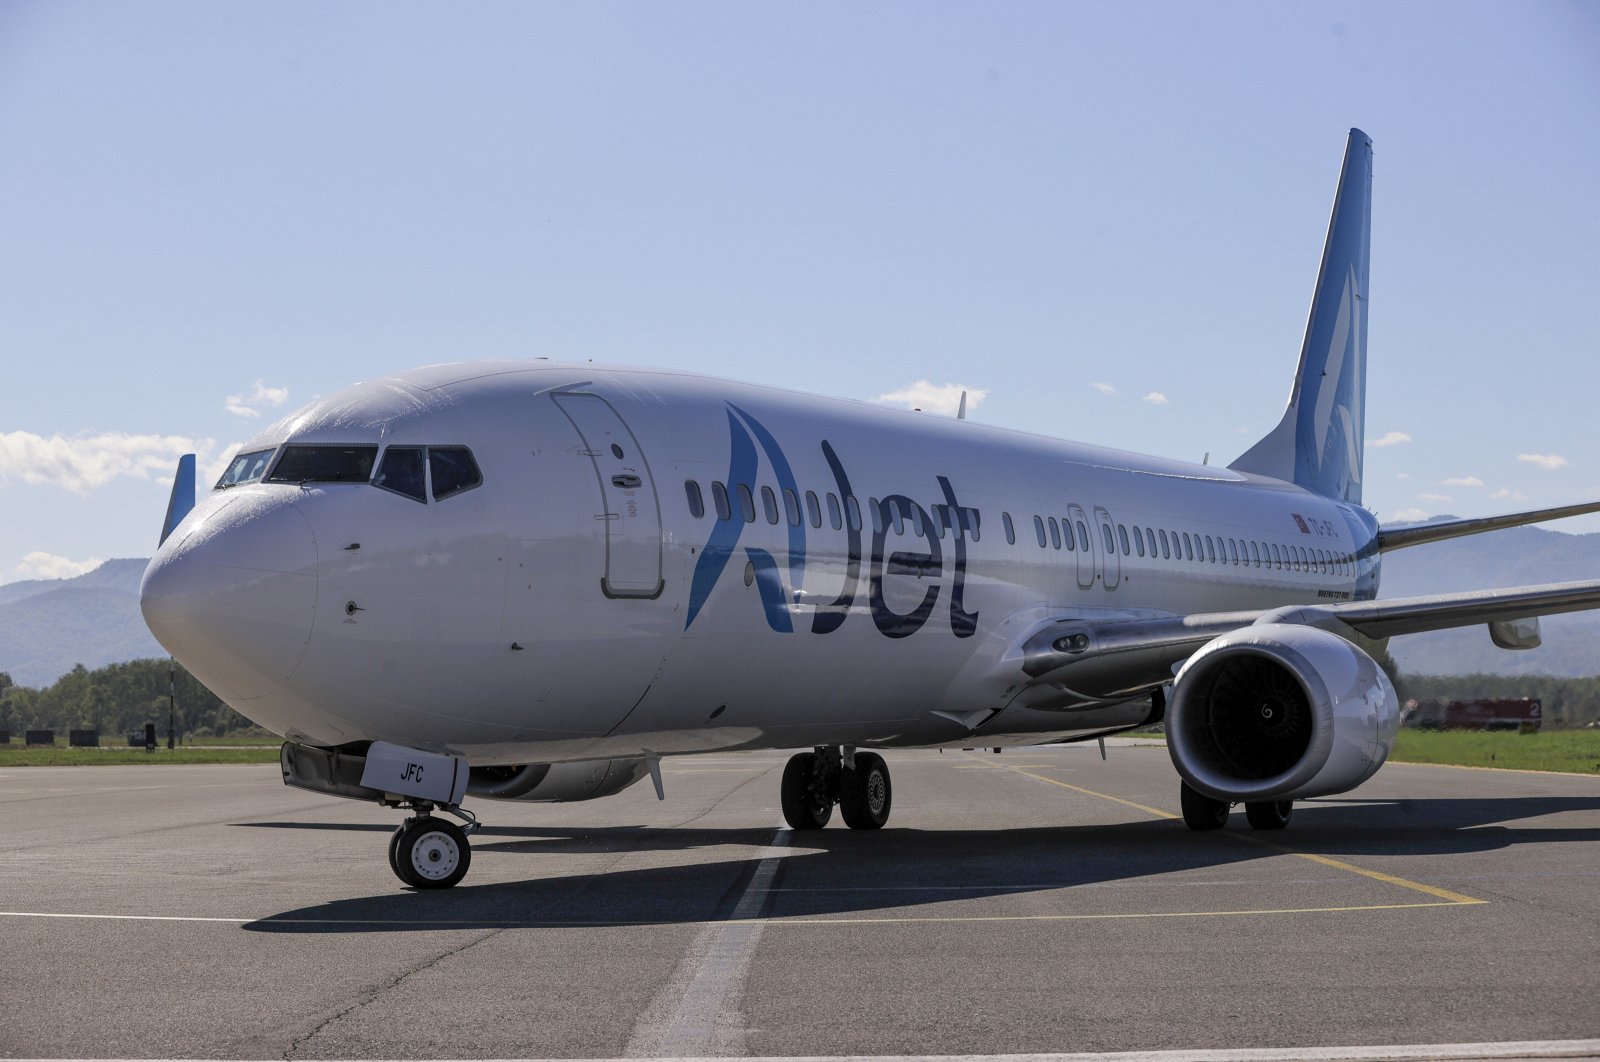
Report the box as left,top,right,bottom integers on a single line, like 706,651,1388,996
1230,129,1372,504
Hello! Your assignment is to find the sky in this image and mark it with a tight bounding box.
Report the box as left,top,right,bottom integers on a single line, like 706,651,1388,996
2,1,1597,583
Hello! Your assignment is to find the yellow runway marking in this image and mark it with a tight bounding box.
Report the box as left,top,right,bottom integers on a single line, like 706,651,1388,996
1002,765,1181,821
990,759,1488,907
758,900,1470,925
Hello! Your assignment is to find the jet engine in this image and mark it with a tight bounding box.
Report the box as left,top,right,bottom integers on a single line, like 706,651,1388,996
467,758,649,802
1167,623,1400,802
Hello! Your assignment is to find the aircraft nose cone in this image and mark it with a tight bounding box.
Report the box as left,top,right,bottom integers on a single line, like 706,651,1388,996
141,494,318,702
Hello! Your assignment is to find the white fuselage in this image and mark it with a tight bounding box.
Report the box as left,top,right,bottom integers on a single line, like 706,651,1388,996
140,362,1381,765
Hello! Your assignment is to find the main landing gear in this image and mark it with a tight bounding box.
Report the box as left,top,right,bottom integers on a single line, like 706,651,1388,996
387,802,481,889
780,746,892,831
1179,781,1293,832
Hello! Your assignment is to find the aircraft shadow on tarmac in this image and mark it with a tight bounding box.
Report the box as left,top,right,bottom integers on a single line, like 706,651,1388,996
238,794,1600,934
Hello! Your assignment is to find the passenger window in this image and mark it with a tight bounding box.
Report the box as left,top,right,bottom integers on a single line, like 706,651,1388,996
1250,541,1260,566
1034,515,1047,548
870,498,883,534
966,509,981,542
1145,527,1156,556
846,496,862,532
1159,529,1170,559
1059,518,1072,551
1076,521,1090,552
685,480,705,519
932,505,949,540
1181,532,1193,561
783,488,801,527
1101,523,1114,554
737,483,756,523
911,505,926,538
1133,526,1145,557
429,447,482,500
373,446,426,502
826,492,842,530
1228,539,1239,564
1205,536,1216,563
1049,517,1062,550
1271,543,1282,569
712,481,732,521
761,486,779,524
890,500,905,536
805,490,822,528
1003,512,1015,545
1118,524,1130,555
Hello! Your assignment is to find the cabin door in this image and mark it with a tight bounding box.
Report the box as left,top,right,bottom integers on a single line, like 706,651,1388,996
1094,506,1121,590
1067,503,1095,590
552,392,664,598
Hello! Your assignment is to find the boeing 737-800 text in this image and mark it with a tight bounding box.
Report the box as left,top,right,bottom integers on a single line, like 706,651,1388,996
141,130,1600,888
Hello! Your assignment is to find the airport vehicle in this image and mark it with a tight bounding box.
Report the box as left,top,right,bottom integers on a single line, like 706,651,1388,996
141,130,1600,888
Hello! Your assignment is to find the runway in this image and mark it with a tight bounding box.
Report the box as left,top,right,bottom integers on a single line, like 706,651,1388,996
3,743,1599,1060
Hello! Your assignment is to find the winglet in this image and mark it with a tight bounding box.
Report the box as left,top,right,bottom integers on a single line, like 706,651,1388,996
159,454,197,547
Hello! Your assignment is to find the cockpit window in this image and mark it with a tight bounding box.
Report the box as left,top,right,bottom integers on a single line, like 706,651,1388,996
373,446,426,502
215,448,276,489
429,446,482,500
266,445,379,484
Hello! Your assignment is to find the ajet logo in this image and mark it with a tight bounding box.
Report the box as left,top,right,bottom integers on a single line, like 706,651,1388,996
686,403,977,640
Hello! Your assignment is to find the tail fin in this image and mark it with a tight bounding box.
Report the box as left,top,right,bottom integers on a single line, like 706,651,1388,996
1230,128,1373,504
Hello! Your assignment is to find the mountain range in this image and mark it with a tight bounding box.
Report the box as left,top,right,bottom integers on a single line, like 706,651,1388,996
1,524,1596,688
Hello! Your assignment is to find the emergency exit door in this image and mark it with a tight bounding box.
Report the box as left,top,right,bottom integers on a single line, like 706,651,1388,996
552,392,664,598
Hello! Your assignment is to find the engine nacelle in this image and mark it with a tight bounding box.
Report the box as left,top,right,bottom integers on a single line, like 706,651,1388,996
1168,623,1400,802
467,758,649,802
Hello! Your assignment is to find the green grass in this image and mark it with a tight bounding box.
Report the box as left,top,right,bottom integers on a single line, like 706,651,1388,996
1389,728,1600,775
0,744,280,766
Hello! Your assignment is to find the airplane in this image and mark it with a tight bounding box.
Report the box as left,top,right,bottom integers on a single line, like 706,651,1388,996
141,129,1600,889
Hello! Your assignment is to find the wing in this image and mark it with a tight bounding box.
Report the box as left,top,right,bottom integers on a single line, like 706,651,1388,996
1011,580,1600,712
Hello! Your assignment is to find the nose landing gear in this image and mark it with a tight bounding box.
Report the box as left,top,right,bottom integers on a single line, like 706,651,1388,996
387,802,481,889
780,746,892,831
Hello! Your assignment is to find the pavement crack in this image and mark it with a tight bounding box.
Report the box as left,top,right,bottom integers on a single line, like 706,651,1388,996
280,926,500,1060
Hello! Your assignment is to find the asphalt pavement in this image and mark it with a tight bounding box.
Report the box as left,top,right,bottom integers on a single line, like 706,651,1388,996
3,743,1599,1060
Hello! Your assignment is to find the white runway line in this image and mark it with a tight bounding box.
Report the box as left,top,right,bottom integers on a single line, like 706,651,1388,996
11,1038,1600,1061
622,825,793,1058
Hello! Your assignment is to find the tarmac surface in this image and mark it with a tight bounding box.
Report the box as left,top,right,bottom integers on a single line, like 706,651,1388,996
3,743,1600,1060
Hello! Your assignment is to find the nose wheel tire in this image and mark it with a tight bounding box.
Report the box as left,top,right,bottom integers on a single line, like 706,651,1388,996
781,752,833,830
1179,781,1230,831
840,752,892,830
390,815,471,889
1245,799,1293,830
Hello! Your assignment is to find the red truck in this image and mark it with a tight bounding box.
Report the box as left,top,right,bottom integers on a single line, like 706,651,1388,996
1403,698,1542,733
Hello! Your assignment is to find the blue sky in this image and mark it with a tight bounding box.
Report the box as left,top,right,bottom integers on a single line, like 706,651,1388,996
2,1,1597,582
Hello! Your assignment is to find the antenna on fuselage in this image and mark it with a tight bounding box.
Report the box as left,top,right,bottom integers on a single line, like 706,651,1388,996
957,391,968,421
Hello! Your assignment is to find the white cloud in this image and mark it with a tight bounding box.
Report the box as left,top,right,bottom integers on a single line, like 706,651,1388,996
225,379,290,419
876,381,987,417
13,551,104,582
1418,493,1452,503
1389,507,1430,523
1489,488,1529,502
1442,476,1484,488
1517,452,1569,470
1369,431,1412,448
0,431,217,495
1092,382,1118,396
1395,473,1410,480
1142,392,1169,406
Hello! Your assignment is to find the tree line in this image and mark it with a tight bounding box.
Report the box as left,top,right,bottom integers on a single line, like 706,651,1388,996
0,660,257,740
2,657,1597,742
